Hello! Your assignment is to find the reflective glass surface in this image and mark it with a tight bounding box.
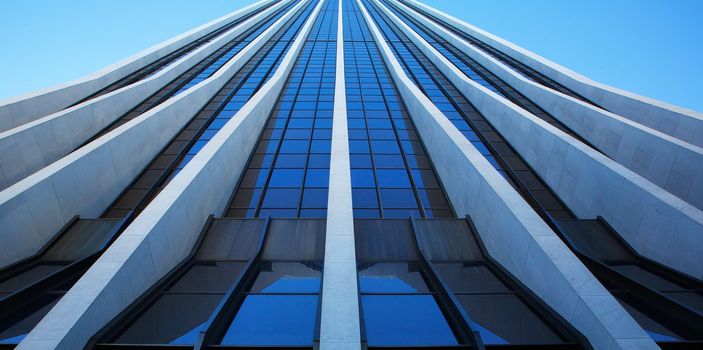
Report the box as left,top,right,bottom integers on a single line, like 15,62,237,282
457,294,564,345
167,262,247,293
344,0,452,219
0,264,66,292
0,294,61,345
102,0,313,218
113,293,223,345
362,294,458,346
394,0,598,106
226,0,337,219
250,262,322,293
617,298,681,342
432,263,510,294
358,262,429,293
172,0,318,172
221,294,319,345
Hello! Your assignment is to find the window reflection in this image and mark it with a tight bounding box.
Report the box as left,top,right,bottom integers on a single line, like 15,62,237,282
359,262,429,293
221,295,318,345
113,293,223,345
362,294,457,346
250,262,321,293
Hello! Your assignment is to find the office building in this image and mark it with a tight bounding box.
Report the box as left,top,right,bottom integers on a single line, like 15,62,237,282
0,0,702,349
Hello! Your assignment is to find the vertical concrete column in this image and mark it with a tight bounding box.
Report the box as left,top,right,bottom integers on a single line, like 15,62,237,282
401,0,703,148
319,1,362,348
381,0,703,213
16,1,324,349
0,0,276,132
356,1,657,348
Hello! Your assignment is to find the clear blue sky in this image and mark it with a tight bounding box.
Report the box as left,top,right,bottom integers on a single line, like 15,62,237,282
1,0,701,112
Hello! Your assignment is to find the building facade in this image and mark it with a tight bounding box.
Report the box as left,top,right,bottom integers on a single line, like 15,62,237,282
0,0,702,349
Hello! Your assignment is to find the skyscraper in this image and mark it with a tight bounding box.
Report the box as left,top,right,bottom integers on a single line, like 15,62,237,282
1,0,702,348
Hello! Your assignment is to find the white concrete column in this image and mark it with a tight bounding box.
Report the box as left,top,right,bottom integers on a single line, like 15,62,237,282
0,0,310,269
0,0,277,133
402,0,703,149
356,1,657,348
319,0,361,348
387,0,703,212
16,2,325,349
375,0,703,282
0,0,296,192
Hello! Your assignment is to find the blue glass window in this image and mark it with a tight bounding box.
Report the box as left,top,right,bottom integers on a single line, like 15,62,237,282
357,262,458,347
362,295,458,346
225,5,336,218
344,0,453,219
221,295,318,346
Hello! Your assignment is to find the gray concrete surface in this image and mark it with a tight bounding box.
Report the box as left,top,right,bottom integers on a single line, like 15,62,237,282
390,1,703,281
403,0,703,149
360,1,658,348
319,1,361,348
0,0,293,192
0,0,304,269
0,0,276,133
389,0,703,212
15,1,322,349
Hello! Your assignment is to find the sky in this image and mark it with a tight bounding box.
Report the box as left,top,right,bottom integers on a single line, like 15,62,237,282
0,0,701,112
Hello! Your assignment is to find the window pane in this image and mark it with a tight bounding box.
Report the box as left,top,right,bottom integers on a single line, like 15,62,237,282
250,262,321,293
261,189,301,208
432,263,510,294
269,169,304,188
362,295,458,346
610,265,686,292
375,169,411,188
167,262,247,293
358,262,429,293
456,294,565,345
617,297,681,342
0,264,66,292
230,189,262,209
304,169,329,188
114,293,223,345
221,295,318,346
380,189,418,209
0,294,60,345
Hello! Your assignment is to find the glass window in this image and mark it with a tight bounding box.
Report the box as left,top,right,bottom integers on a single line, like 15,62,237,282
168,262,247,293
362,295,458,346
344,25,452,220
261,189,301,208
351,169,376,188
432,264,509,294
113,293,223,345
250,262,321,293
268,169,305,188
375,169,411,188
220,295,318,346
359,263,429,293
225,35,334,218
380,189,418,209
456,294,564,345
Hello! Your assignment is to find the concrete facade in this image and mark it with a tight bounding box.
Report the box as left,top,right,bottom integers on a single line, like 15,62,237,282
0,0,307,269
0,0,276,133
319,2,362,348
358,1,657,348
2,0,701,348
16,1,323,349
380,0,703,280
402,0,703,149
0,0,293,191
390,0,703,212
